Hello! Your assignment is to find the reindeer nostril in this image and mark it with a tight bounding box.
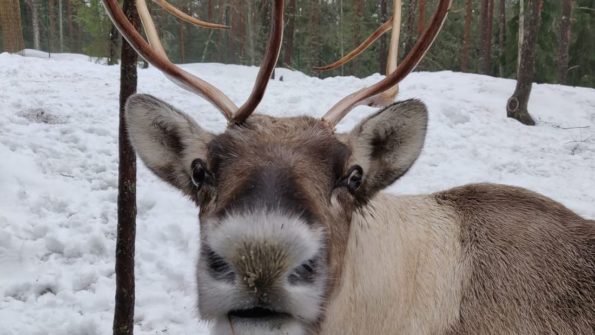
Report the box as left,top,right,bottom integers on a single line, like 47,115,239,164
288,259,317,285
205,249,235,282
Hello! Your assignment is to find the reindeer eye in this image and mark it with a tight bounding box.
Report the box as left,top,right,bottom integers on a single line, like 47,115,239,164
337,165,363,193
190,159,212,189
346,165,363,191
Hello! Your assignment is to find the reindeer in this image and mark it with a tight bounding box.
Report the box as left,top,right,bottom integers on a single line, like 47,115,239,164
104,0,595,334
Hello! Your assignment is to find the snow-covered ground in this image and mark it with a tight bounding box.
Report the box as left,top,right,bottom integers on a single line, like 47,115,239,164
0,51,593,335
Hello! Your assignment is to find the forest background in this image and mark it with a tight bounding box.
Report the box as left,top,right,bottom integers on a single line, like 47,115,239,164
0,0,593,88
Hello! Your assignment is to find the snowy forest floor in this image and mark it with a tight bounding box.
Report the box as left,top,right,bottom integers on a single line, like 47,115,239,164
0,51,594,335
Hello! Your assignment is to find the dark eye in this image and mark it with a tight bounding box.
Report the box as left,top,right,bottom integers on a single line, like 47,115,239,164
190,158,212,189
336,165,364,193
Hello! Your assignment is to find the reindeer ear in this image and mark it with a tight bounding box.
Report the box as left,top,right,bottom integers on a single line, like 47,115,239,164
347,99,428,200
126,94,214,195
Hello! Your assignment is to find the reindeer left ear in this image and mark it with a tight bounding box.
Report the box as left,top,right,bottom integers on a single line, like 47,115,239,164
346,99,428,200
126,94,215,196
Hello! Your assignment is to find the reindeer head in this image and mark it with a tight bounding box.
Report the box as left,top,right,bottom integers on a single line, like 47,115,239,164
104,0,450,333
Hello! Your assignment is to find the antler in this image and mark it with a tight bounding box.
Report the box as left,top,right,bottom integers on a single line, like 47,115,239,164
322,0,452,126
103,0,284,124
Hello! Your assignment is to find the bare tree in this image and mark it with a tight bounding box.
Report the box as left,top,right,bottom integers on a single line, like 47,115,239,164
112,0,139,333
0,0,25,52
506,0,543,126
403,0,417,55
557,0,573,84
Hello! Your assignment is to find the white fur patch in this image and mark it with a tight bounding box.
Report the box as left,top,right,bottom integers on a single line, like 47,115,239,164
198,210,328,334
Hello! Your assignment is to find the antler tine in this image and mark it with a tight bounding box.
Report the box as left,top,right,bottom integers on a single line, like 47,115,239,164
370,0,402,107
322,0,452,126
314,19,394,72
103,0,238,120
152,0,229,30
232,0,285,124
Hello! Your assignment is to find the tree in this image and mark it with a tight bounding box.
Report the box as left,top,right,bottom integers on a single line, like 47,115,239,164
112,0,139,333
497,0,506,76
506,0,543,126
461,0,473,72
403,0,417,55
0,0,25,52
283,0,297,66
25,0,40,50
557,0,573,84
418,0,425,34
480,0,494,74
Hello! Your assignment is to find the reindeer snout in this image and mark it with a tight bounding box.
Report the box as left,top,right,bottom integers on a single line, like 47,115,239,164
232,241,290,294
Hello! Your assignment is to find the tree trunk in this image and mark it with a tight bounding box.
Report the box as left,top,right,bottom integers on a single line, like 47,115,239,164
506,0,543,126
418,0,425,34
179,22,185,63
66,0,74,51
480,0,494,74
403,0,417,55
556,0,573,84
0,0,25,52
28,0,41,50
461,0,472,72
378,0,389,74
351,0,364,74
48,0,56,53
112,0,139,334
58,0,63,52
108,24,119,65
246,0,255,65
497,0,506,77
283,0,296,66
517,0,524,69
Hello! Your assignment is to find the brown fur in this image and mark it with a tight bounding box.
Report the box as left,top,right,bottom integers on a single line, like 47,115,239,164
436,184,595,334
198,115,355,309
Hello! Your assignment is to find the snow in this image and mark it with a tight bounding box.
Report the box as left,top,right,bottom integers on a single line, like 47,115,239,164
0,51,594,335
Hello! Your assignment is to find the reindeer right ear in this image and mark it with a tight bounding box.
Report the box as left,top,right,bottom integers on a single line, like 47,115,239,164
126,94,214,195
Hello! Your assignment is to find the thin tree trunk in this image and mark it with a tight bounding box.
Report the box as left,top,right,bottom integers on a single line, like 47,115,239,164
0,0,25,52
283,0,296,66
28,0,41,50
517,0,524,69
58,0,63,52
112,0,139,334
418,0,425,34
557,0,573,84
379,0,389,74
480,0,494,74
66,0,73,51
108,24,119,65
461,0,472,72
48,0,56,53
352,0,364,74
403,0,417,55
179,22,185,63
247,0,255,65
506,0,543,126
497,0,506,77
208,0,213,21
